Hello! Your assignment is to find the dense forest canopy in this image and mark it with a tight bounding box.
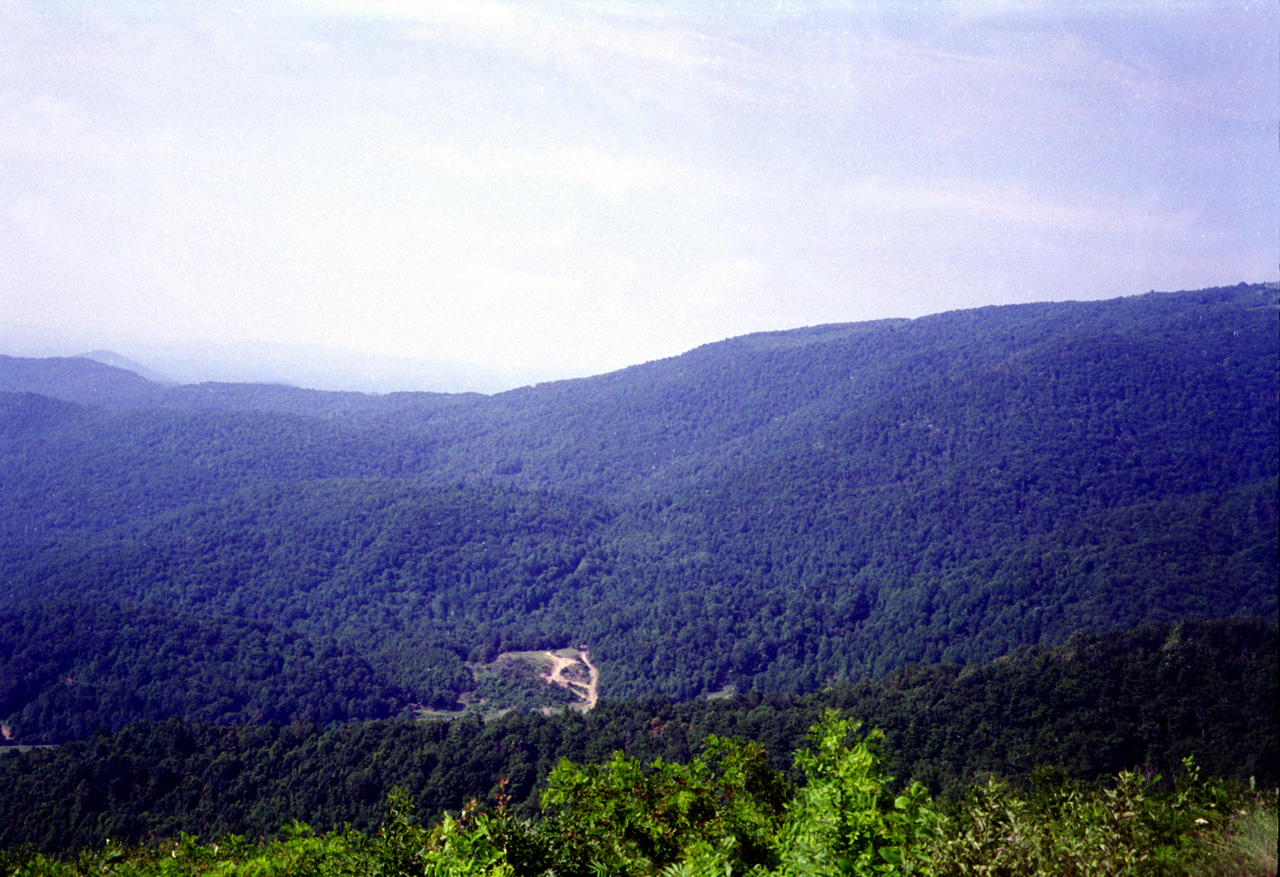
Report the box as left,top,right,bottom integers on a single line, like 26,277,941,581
5,706,1275,877
0,284,1276,741
0,618,1273,854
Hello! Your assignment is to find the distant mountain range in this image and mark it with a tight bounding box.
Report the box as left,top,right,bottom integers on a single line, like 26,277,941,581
78,350,176,385
0,326,581,394
0,282,1276,743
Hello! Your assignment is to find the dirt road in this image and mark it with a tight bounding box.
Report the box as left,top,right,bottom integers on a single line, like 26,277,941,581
544,648,599,709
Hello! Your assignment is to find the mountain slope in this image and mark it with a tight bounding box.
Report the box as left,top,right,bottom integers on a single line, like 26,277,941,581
0,283,1275,738
0,617,1273,853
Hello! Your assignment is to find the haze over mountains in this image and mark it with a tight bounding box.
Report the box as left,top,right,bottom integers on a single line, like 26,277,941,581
0,283,1276,745
0,324,575,394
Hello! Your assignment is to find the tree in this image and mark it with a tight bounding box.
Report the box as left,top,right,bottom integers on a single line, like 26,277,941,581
777,710,937,876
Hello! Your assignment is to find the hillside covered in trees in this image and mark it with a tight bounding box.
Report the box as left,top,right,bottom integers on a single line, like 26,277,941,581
7,706,1276,877
1,618,1273,854
0,283,1276,744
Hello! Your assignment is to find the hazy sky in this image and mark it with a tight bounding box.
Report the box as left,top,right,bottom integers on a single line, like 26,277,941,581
2,0,1276,383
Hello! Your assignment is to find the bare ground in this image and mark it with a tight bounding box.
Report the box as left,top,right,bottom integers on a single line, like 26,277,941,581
543,648,599,710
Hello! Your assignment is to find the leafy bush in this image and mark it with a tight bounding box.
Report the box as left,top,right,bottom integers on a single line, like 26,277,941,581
3,715,1274,876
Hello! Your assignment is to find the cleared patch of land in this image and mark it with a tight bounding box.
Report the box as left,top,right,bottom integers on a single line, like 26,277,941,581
543,648,599,710
418,647,599,720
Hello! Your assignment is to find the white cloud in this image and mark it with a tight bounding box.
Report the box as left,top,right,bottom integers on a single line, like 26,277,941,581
407,137,721,202
841,177,1195,237
0,0,1272,385
307,0,722,71
0,93,92,156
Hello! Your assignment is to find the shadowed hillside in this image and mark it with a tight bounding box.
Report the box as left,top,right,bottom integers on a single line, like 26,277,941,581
0,283,1275,739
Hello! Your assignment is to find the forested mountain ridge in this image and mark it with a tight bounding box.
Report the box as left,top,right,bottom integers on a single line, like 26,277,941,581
8,284,1273,495
0,283,1275,740
1,617,1273,854
3,284,1274,499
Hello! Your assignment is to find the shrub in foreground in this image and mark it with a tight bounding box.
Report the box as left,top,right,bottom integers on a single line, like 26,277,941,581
6,712,1274,877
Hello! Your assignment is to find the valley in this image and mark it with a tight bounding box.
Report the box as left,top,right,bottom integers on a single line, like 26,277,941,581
0,283,1275,858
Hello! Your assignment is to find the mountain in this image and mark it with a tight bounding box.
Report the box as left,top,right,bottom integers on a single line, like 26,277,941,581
0,354,166,409
78,350,176,385
0,283,1275,742
0,324,579,393
1,617,1273,854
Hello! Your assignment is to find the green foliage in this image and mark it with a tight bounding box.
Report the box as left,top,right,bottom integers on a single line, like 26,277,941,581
541,736,788,876
1,285,1277,874
777,711,936,875
0,601,412,743
1197,794,1279,877
469,657,581,713
536,713,939,877
927,759,1244,877
0,619,1272,855
7,715,1272,877
369,788,516,877
1,286,1276,732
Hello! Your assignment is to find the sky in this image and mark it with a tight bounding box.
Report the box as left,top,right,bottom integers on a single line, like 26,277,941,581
1,0,1276,391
